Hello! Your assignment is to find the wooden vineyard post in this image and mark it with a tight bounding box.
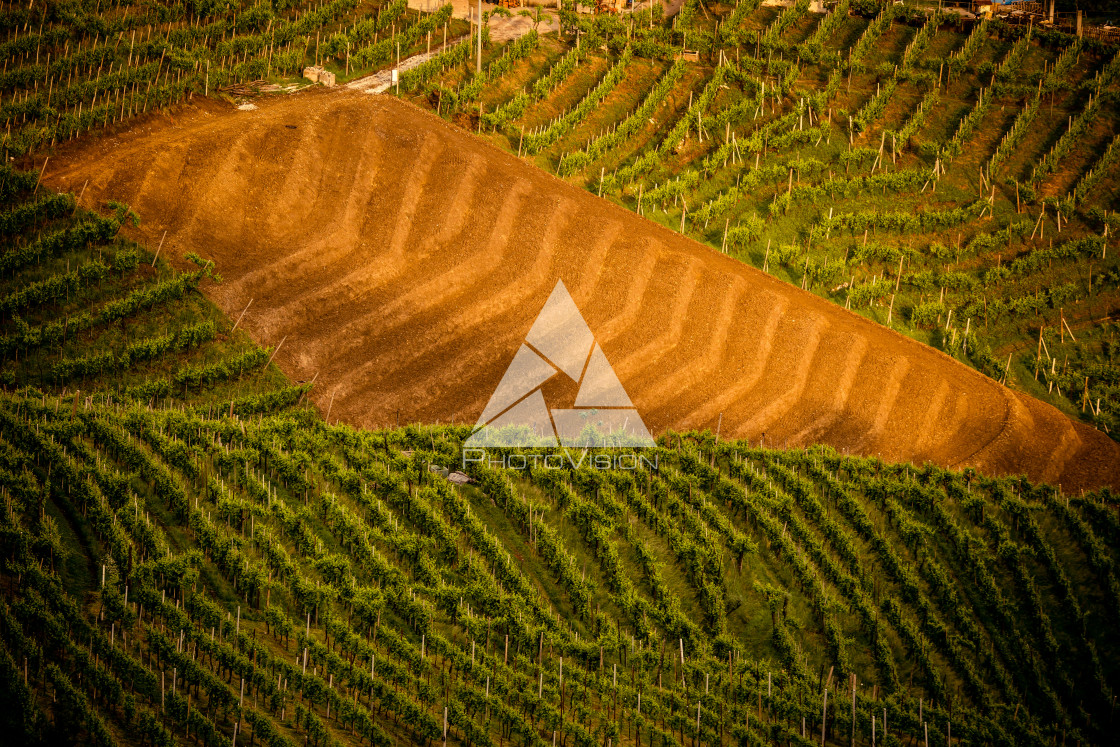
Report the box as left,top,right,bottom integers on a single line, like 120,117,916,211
151,230,168,266
232,298,253,332
32,157,48,193
1035,326,1044,379
850,674,856,747
1031,203,1046,240
680,638,686,688
1062,310,1077,342
265,336,287,368
821,687,828,746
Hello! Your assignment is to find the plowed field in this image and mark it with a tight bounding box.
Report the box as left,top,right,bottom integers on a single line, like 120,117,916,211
44,90,1120,491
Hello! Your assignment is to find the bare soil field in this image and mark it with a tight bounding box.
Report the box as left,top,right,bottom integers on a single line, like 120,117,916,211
43,90,1120,491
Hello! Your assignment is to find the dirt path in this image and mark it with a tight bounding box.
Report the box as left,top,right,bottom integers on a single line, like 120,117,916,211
347,35,469,93
347,0,546,93
41,91,1120,492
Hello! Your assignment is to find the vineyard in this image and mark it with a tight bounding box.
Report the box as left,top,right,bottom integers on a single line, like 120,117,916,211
4,0,1120,744
0,188,1119,745
6,386,1120,747
1,0,1116,444
2,205,1120,744
391,0,1120,442
0,0,472,151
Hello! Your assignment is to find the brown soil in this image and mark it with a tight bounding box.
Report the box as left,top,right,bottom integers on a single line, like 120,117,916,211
43,88,1120,491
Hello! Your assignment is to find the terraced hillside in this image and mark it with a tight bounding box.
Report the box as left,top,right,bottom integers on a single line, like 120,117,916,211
2,153,1117,746
0,186,1117,741
42,91,1120,493
405,2,1120,442
0,181,1116,742
3,2,1120,744
4,1,1120,440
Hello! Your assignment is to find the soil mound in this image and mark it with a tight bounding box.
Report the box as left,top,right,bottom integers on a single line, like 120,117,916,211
45,91,1120,491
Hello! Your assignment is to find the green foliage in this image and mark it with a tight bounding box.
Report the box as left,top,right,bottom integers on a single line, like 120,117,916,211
798,0,849,62
0,193,75,238
350,4,454,72
852,77,896,133
988,94,1040,176
482,45,586,130
941,87,992,161
849,5,896,67
771,167,930,216
400,39,471,92
1070,133,1120,205
4,3,1120,739
724,214,765,248
658,66,725,157
523,48,632,155
910,300,945,328
50,320,217,382
761,0,809,49
948,17,988,75
1030,92,1109,184
107,200,141,228
558,60,684,176
815,199,985,238
899,12,945,70
886,89,939,147
1042,39,1081,95
1,366,1119,747
451,29,540,104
